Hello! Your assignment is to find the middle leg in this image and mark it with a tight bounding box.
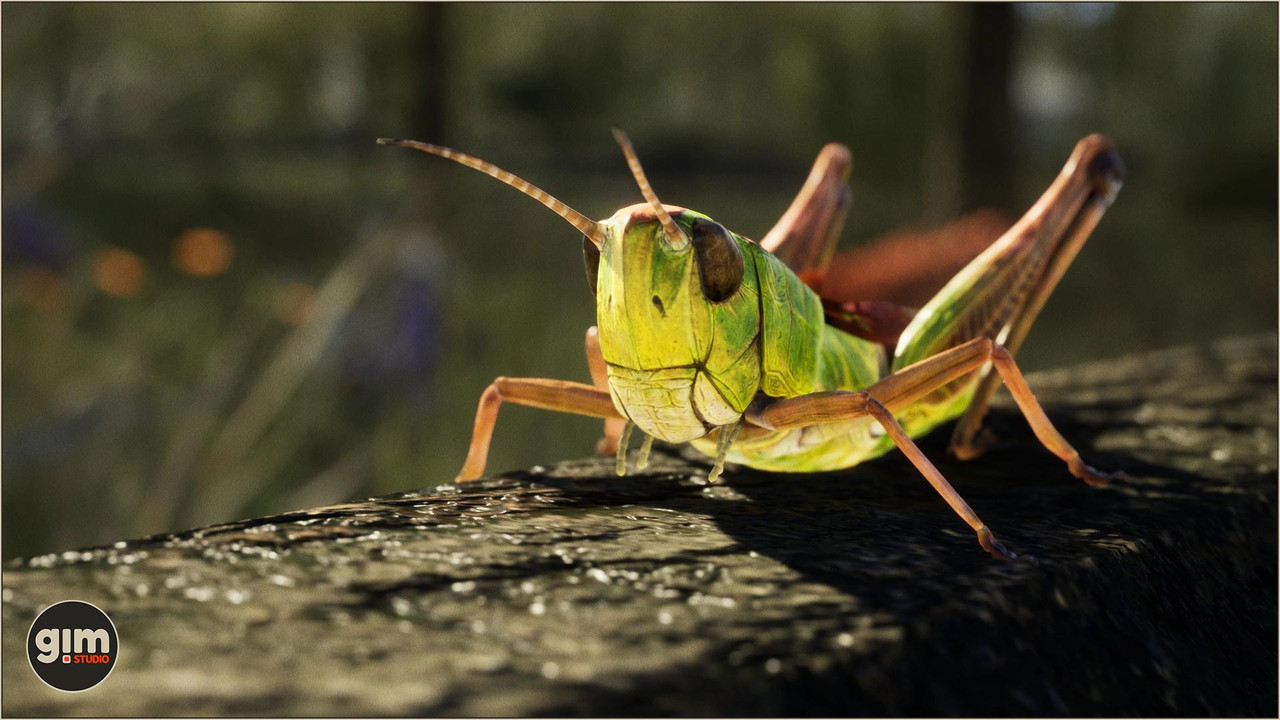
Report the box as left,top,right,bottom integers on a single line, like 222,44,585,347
747,386,1028,561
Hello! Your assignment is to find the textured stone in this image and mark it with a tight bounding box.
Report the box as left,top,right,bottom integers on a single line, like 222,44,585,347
3,335,1275,716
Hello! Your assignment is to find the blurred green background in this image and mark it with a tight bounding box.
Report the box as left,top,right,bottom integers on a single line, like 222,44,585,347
3,4,1275,558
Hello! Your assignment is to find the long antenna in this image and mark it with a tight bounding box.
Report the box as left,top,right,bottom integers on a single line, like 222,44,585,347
611,128,689,251
377,138,605,247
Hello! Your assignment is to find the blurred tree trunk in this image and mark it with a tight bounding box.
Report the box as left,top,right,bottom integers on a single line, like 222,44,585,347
958,3,1017,211
412,3,450,143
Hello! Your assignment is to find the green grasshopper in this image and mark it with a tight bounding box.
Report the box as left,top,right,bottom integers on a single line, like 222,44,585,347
378,130,1125,561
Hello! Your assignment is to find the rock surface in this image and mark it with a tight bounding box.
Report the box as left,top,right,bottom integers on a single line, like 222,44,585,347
3,335,1276,716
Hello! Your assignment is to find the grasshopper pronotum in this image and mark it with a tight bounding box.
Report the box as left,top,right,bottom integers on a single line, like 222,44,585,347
379,130,1125,561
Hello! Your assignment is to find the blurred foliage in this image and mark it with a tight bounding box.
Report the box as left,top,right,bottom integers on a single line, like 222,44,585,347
2,4,1276,558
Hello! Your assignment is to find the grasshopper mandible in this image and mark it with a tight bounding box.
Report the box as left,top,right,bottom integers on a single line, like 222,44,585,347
378,130,1125,561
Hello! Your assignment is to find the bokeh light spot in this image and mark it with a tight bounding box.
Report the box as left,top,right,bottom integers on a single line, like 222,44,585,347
92,247,148,298
172,227,235,277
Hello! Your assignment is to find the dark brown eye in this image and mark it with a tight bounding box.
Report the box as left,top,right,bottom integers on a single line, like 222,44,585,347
690,217,744,302
583,236,600,295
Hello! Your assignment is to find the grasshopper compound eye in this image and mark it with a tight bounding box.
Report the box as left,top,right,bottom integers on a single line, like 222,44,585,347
689,217,744,302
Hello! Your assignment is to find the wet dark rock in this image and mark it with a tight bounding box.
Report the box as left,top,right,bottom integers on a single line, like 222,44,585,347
3,335,1276,716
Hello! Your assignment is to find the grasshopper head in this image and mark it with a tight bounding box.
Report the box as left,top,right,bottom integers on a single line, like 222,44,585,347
379,133,764,442
590,200,763,442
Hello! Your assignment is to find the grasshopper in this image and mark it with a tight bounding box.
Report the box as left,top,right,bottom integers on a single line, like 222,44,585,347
378,130,1125,561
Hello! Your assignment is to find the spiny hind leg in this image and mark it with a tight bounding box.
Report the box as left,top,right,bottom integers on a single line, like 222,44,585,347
889,136,1125,461
881,338,1119,486
947,351,1119,486
747,386,1029,562
756,336,1117,487
867,338,1120,486
585,326,627,455
984,346,1123,486
457,376,623,483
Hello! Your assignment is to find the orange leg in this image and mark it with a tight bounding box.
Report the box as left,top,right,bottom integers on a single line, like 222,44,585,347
940,137,1121,460
749,337,1120,559
986,346,1123,486
864,397,1027,562
457,377,623,483
750,385,1026,562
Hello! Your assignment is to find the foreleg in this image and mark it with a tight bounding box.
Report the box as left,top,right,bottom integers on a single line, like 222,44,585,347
585,326,627,455
457,377,623,483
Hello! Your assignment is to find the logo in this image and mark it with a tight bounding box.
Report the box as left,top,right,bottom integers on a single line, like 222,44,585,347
26,600,118,692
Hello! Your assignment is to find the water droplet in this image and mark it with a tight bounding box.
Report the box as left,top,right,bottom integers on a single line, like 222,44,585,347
764,658,782,674
1134,403,1157,423
836,632,854,647
529,601,546,616
541,661,560,679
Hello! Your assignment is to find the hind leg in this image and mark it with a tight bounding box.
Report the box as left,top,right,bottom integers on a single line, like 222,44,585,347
754,337,1120,487
879,136,1124,462
746,337,1123,559
746,381,1028,562
877,338,1119,487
